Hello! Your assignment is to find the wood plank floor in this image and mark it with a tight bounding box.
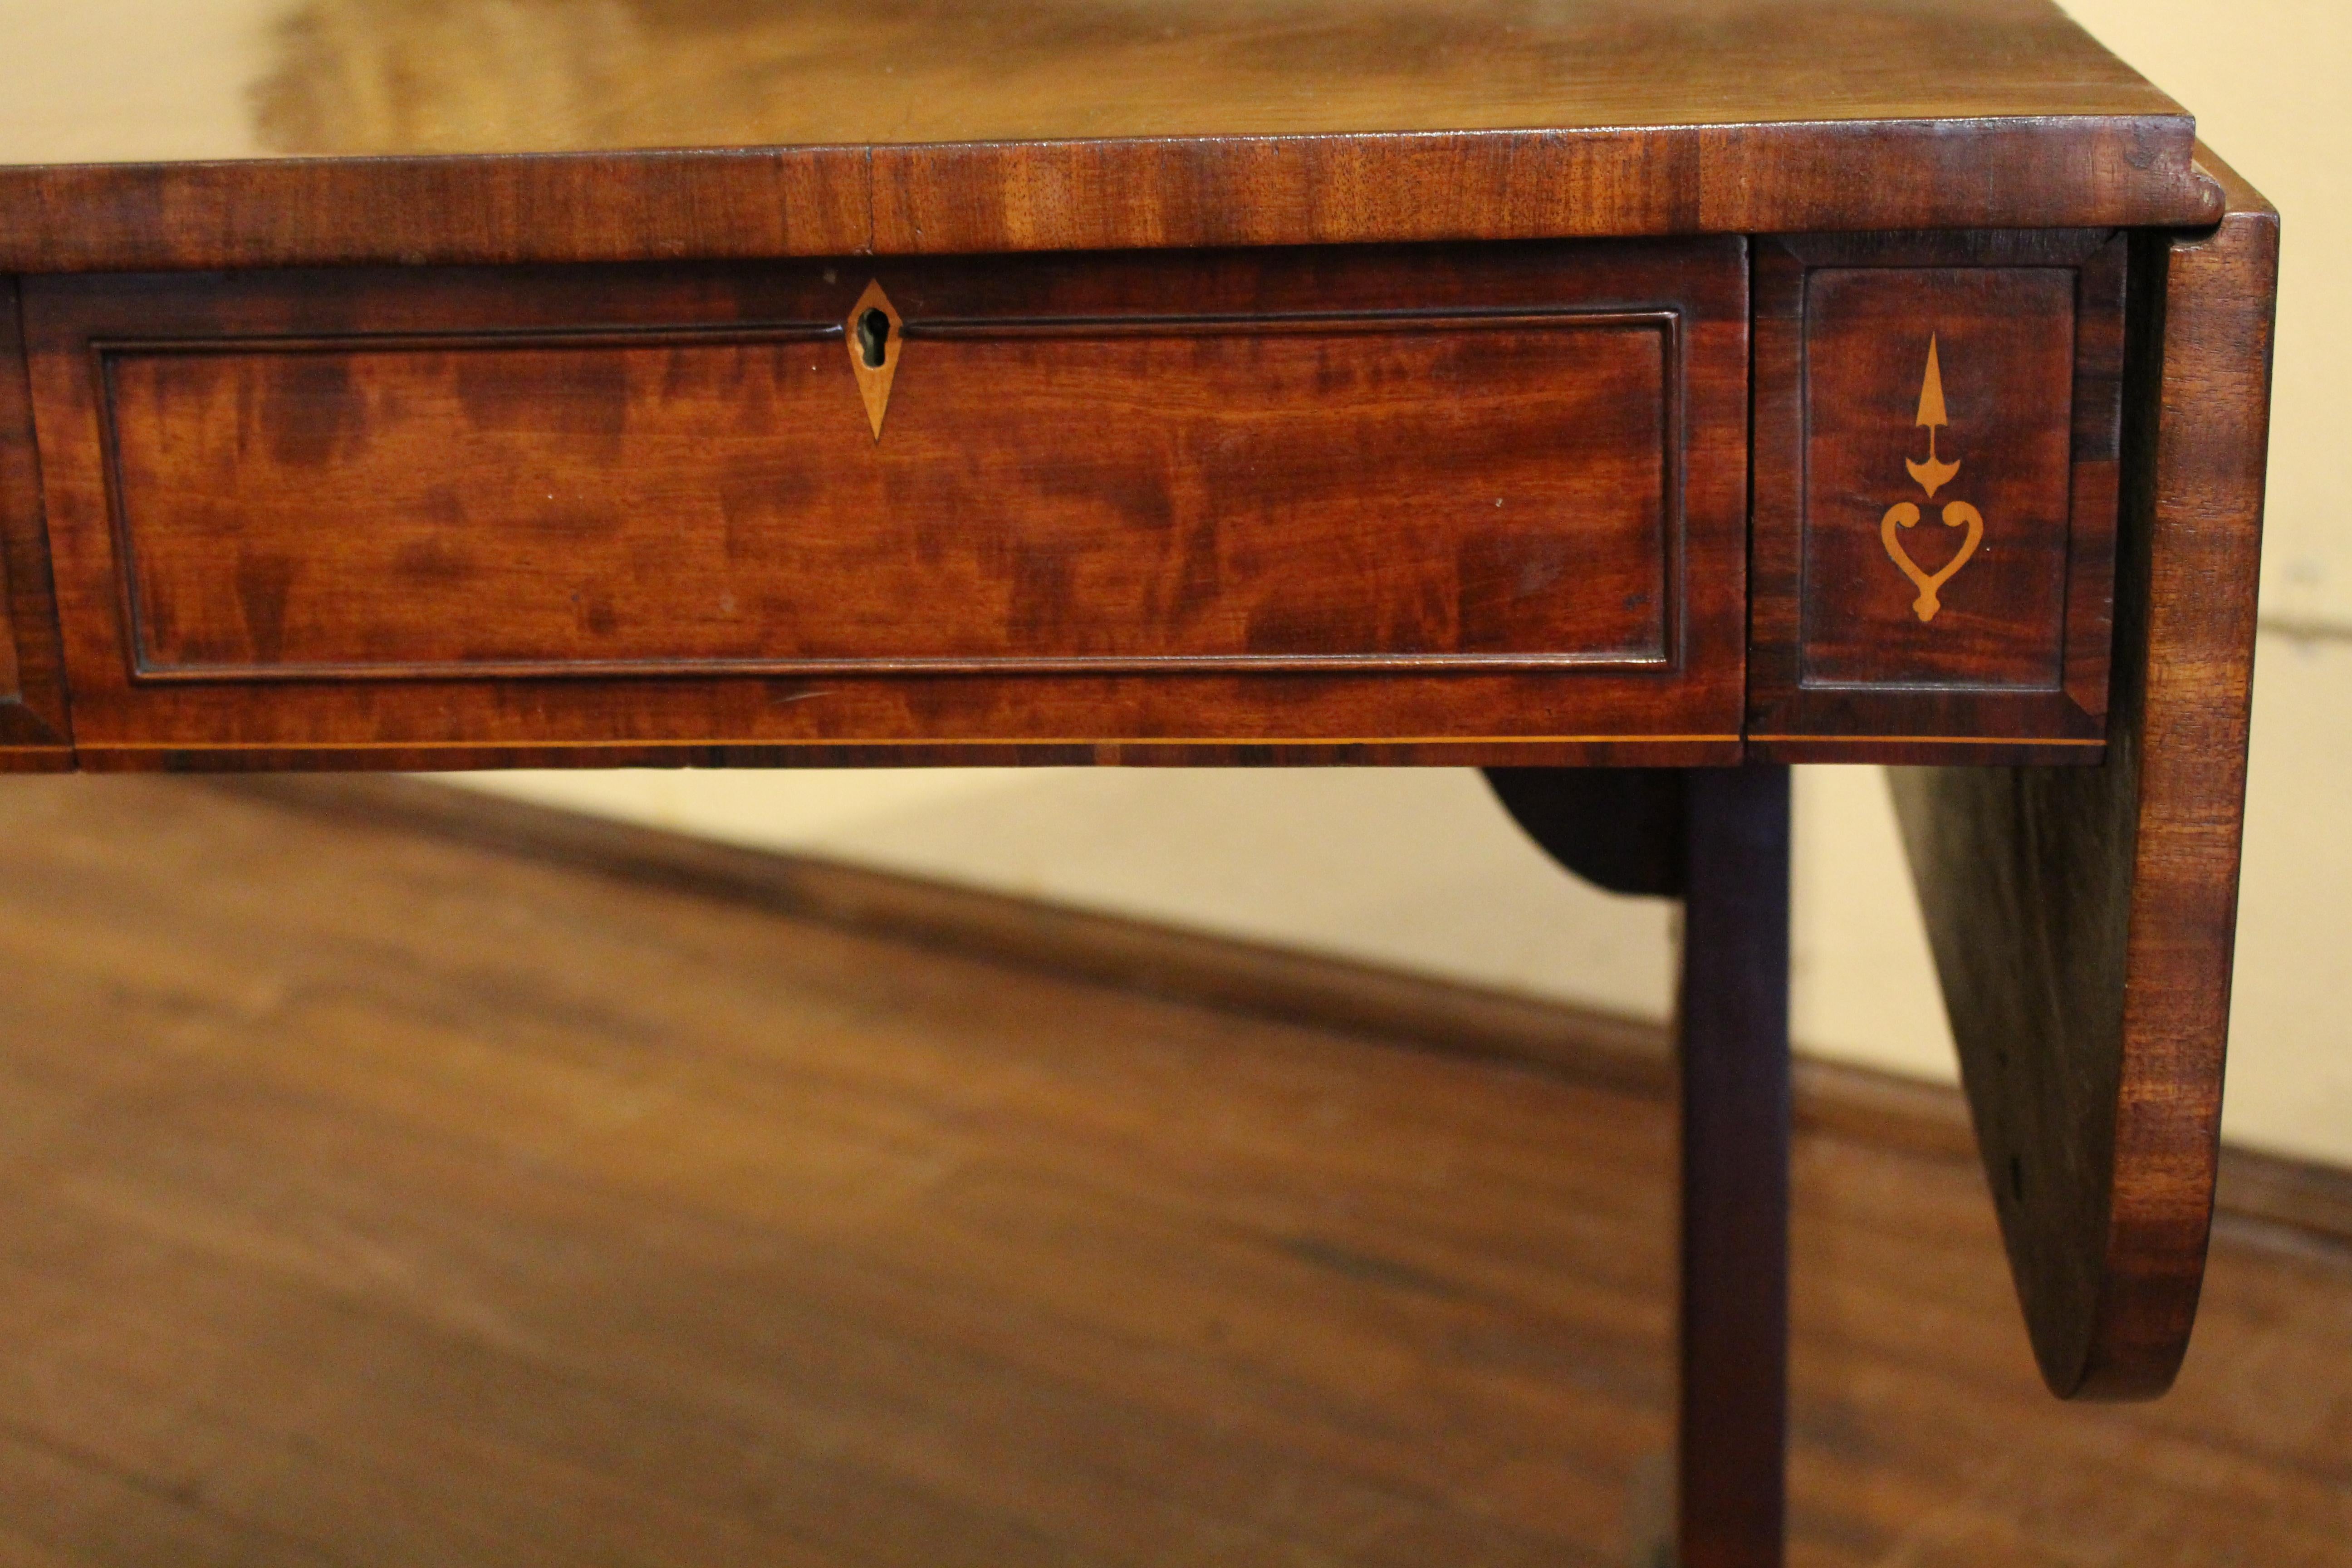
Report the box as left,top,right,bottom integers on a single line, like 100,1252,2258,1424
0,776,2345,1567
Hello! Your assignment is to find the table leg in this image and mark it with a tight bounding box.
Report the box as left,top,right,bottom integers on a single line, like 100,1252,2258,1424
1674,766,1793,1568
1486,764,1793,1565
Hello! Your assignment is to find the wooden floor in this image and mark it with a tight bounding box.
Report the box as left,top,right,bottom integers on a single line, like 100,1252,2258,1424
0,778,2346,1568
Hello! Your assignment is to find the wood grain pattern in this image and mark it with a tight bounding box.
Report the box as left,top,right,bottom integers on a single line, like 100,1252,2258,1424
1888,149,2276,1400
25,243,1750,765
865,120,2210,260
0,280,71,769
1750,230,2127,760
10,774,2352,1567
103,320,1672,676
233,0,2194,152
0,0,2218,270
1802,272,2073,677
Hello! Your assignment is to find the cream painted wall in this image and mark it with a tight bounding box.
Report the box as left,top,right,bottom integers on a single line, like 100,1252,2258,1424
2059,0,2350,627
451,1,2348,1163
0,1,272,162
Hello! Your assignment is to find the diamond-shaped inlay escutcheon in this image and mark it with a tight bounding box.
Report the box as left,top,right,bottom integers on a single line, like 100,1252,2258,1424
847,279,902,441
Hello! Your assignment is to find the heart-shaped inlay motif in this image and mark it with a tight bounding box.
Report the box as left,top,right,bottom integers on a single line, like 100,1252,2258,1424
1881,500,1984,623
1876,337,1987,623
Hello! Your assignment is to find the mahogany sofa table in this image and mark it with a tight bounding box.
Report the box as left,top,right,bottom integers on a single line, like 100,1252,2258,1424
0,3,2278,1563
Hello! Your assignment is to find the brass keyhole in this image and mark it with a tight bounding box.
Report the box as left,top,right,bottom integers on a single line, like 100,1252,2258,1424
857,308,891,369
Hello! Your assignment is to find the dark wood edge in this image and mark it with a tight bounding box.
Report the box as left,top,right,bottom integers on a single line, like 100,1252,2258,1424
1765,228,2117,269
0,278,70,755
74,739,1747,773
1748,737,2104,767
2084,143,2275,1383
2062,232,2130,720
1675,766,1792,1564
877,118,2217,253
2060,232,2136,719
0,348,13,703
0,151,874,275
0,118,2216,274
201,770,2352,1254
0,708,69,746
1889,146,2277,1400
1744,707,2107,754
0,745,74,773
125,654,1682,685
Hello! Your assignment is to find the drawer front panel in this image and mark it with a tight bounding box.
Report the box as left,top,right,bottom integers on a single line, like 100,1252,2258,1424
1750,231,2126,760
26,244,1750,764
106,315,1671,679
1798,267,2077,689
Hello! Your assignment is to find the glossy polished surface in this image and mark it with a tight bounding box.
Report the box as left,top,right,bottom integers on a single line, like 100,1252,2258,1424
0,0,2186,164
0,0,2217,267
20,244,1754,767
1891,152,2278,1401
1746,229,2128,760
101,304,1676,676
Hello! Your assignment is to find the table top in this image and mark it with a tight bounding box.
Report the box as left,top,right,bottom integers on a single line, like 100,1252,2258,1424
0,0,2219,270
0,0,2188,160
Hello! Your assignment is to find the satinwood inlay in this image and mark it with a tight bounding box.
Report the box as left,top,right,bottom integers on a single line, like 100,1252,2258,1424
1882,337,1986,624
848,280,903,441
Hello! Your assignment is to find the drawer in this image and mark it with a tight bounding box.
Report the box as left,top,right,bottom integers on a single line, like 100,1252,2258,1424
1749,231,2128,761
24,244,1750,767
